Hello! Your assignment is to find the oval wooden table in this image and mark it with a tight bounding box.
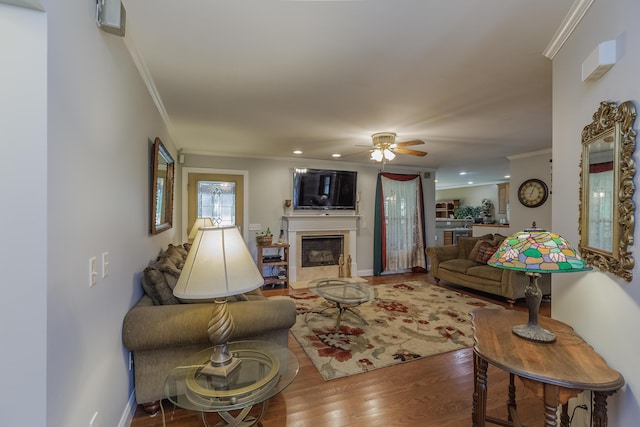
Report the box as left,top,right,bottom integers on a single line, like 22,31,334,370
471,308,624,427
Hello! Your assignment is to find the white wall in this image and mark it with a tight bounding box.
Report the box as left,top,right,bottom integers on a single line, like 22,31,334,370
0,4,47,426
552,0,640,424
182,154,436,274
44,1,180,426
507,150,552,231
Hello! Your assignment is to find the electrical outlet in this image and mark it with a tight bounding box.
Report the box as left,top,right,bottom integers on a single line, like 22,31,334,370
101,252,109,278
89,257,98,287
89,411,98,427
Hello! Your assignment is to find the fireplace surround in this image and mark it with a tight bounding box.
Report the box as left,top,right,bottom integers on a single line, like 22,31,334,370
283,215,359,282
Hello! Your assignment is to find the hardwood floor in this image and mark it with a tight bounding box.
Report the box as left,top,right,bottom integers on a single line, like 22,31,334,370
130,273,550,426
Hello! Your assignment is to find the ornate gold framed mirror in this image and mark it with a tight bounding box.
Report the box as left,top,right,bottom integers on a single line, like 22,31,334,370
151,137,175,234
579,100,636,281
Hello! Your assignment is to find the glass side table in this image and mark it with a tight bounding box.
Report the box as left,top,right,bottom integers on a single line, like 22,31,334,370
164,340,298,427
307,278,377,327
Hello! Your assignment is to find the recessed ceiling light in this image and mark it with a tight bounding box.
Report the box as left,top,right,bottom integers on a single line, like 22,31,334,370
459,172,467,175
434,179,439,183
332,153,341,158
504,175,511,178
293,150,303,155
468,181,474,185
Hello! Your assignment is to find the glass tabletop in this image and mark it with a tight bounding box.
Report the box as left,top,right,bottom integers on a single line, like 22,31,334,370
164,340,299,412
308,278,376,305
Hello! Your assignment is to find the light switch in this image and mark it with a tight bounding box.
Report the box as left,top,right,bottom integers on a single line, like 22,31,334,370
248,224,261,231
102,252,110,278
89,257,98,287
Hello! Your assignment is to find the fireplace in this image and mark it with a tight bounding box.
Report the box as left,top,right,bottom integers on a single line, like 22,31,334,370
283,215,359,282
301,235,344,267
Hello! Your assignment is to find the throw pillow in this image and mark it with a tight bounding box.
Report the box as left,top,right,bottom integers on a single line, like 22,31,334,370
163,244,187,269
468,240,485,261
474,241,499,264
153,257,182,290
142,265,180,305
457,237,482,259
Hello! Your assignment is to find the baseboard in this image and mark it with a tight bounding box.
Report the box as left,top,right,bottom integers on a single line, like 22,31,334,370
118,389,136,427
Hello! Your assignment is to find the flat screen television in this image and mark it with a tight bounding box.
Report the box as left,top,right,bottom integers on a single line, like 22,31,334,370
293,168,357,210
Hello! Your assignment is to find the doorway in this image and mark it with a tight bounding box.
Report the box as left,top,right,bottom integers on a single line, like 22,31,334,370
182,168,248,240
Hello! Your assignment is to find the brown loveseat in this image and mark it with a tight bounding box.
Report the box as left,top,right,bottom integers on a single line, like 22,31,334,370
426,234,550,304
122,244,296,415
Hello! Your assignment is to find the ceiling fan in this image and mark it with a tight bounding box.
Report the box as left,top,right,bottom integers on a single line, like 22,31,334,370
369,132,427,162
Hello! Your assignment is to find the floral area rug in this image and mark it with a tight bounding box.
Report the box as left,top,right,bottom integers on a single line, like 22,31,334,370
289,280,503,380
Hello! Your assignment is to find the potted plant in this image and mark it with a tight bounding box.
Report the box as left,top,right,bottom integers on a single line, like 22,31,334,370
455,205,481,220
256,228,273,245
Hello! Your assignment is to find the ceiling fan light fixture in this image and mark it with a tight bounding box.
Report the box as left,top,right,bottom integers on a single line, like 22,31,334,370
372,132,397,146
371,149,384,162
368,131,426,162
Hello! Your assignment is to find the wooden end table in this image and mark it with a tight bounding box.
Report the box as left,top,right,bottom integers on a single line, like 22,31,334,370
471,308,624,427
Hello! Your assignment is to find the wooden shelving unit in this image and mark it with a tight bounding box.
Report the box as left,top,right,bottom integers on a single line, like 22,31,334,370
257,243,289,288
435,199,460,218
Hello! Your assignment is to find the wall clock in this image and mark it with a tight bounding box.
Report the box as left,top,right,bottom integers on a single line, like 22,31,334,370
517,178,548,208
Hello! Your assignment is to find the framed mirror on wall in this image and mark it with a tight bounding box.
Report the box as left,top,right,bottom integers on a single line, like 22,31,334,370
579,100,636,281
151,137,175,235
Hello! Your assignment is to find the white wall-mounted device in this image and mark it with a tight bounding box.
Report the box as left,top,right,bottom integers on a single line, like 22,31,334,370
582,40,616,82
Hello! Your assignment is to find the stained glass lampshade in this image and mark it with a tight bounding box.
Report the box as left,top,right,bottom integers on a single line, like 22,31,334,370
487,224,591,342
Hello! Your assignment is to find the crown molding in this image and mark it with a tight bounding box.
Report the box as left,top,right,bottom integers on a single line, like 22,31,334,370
0,0,44,11
543,0,595,59
123,31,177,144
507,148,552,161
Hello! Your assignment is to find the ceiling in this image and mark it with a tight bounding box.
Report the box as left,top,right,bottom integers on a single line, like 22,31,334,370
122,0,574,189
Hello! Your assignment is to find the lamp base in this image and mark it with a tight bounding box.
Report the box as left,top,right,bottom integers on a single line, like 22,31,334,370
512,324,556,343
200,356,242,377
512,272,555,343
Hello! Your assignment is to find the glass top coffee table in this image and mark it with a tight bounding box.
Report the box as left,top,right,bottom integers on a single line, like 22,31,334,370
164,340,298,427
307,278,377,327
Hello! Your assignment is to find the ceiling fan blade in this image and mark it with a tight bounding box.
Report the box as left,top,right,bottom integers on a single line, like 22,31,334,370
396,139,424,147
393,147,428,157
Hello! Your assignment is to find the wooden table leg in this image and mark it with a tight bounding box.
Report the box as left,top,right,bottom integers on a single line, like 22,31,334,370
472,352,478,427
473,352,488,427
543,383,560,427
593,391,613,427
560,403,570,427
507,373,516,422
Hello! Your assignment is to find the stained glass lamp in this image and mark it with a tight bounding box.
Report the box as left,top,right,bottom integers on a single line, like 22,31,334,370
487,224,591,343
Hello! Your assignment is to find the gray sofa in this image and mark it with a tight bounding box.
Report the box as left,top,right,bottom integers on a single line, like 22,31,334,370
122,244,296,415
426,234,550,304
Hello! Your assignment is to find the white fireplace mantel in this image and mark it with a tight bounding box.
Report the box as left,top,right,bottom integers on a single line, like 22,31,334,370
283,214,359,282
